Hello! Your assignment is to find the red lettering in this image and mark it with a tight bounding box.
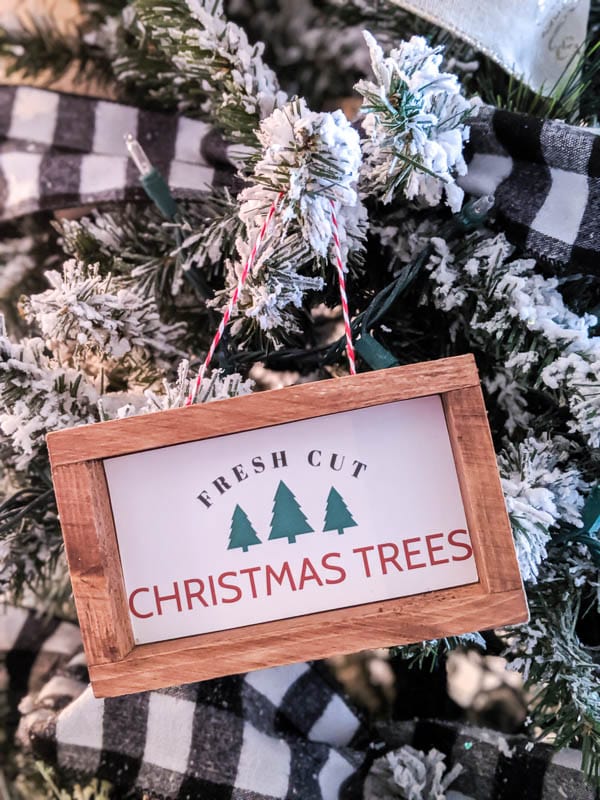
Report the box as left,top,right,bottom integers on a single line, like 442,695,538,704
153,582,182,615
425,533,449,566
448,529,473,561
321,552,346,584
353,545,375,577
218,571,242,603
207,574,218,605
240,566,261,598
129,587,153,619
402,537,427,569
377,542,403,574
184,578,208,609
298,557,323,590
265,562,297,595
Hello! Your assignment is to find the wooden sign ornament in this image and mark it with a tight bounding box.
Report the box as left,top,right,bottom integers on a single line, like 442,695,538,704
47,354,528,698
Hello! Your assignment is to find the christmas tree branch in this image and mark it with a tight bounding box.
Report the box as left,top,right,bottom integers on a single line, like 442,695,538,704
131,0,285,148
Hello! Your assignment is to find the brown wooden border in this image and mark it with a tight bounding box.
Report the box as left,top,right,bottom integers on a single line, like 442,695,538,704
47,354,528,697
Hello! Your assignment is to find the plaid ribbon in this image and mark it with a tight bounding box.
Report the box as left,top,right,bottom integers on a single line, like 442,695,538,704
2,88,600,272
0,86,232,220
2,607,596,799
3,607,369,799
374,719,597,800
461,105,600,269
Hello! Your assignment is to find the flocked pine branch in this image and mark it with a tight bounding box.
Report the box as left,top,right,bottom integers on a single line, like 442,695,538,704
0,235,49,300
1,0,600,785
424,232,600,449
174,193,244,283
215,97,366,342
407,223,600,774
0,3,208,111
504,539,600,783
131,0,287,151
0,224,254,605
40,769,113,800
0,12,115,87
365,745,462,800
56,200,235,303
0,322,254,604
393,631,486,668
0,331,98,472
22,260,186,375
0,228,59,336
0,444,69,607
499,434,589,583
355,32,476,210
111,359,254,417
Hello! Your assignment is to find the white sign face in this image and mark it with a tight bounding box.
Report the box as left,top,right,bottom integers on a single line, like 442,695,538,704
104,395,478,645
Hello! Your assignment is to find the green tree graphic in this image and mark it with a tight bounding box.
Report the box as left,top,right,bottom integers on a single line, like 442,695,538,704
268,481,314,544
228,504,262,553
323,487,357,535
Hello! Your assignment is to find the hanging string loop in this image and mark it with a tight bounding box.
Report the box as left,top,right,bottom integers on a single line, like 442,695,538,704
186,194,358,405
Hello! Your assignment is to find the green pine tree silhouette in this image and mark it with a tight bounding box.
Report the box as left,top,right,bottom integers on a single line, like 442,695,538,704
268,481,314,544
228,504,261,553
323,487,357,535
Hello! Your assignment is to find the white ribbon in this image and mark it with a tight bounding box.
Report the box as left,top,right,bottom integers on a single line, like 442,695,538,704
389,0,590,95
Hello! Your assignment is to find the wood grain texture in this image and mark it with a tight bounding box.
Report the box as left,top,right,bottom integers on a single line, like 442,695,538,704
89,585,528,697
47,354,529,697
52,461,134,663
47,355,480,467
443,386,524,594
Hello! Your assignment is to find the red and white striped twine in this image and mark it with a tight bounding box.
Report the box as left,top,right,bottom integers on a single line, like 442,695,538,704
329,199,356,375
185,193,283,405
185,194,356,406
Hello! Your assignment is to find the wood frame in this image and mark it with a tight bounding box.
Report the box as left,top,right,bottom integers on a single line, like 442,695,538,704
47,354,528,697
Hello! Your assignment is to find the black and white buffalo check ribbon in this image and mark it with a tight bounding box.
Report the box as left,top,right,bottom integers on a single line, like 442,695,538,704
372,719,597,800
1,87,599,269
461,105,600,269
0,85,232,220
2,607,369,799
2,606,598,799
